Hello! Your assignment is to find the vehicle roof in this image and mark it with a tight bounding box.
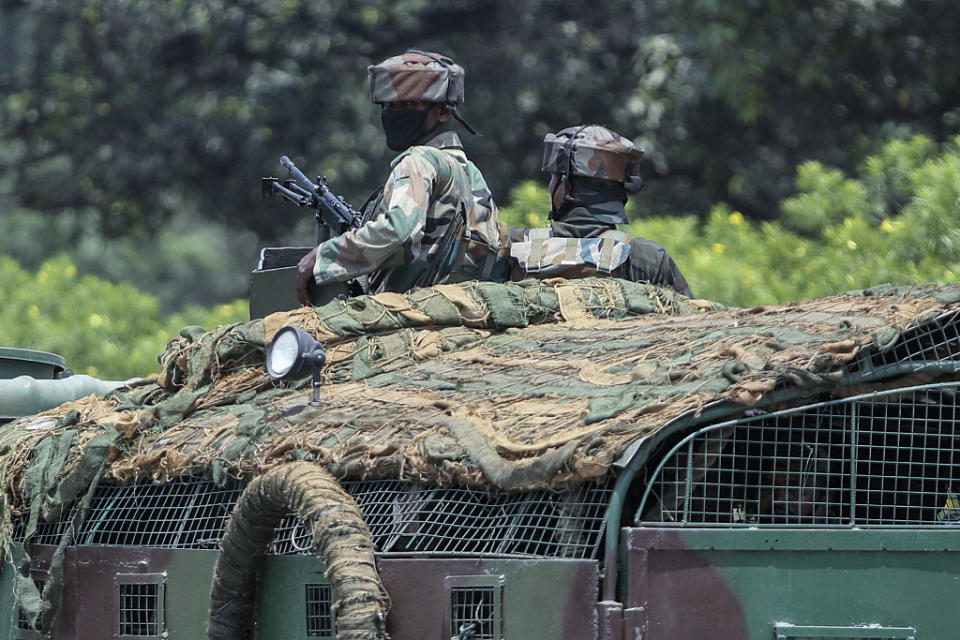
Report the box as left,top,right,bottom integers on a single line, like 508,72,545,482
3,277,960,518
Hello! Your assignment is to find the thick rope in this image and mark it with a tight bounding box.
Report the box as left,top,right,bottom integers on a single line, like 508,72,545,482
207,462,389,640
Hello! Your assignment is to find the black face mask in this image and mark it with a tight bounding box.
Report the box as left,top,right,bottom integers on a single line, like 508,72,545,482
381,107,433,152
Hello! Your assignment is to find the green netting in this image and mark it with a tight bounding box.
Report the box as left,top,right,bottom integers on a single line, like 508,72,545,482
2,277,959,536
28,276,960,631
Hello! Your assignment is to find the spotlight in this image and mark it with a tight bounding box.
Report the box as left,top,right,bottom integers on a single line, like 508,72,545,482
266,326,326,406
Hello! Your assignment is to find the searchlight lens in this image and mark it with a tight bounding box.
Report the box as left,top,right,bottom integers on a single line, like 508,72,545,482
266,327,302,378
266,325,326,384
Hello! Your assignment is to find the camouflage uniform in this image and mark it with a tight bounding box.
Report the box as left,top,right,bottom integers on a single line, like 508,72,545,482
510,125,693,297
312,51,509,293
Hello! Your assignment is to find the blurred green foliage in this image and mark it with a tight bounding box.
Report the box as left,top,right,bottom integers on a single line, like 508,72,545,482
4,133,959,380
3,2,960,378
0,254,246,379
3,0,960,308
0,209,259,308
639,134,960,305
506,134,960,307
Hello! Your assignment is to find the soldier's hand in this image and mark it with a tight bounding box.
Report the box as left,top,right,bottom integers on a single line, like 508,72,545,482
297,247,319,306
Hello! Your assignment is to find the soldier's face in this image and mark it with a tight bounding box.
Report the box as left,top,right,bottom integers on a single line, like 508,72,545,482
548,174,564,211
381,101,450,133
383,99,432,111
549,174,578,211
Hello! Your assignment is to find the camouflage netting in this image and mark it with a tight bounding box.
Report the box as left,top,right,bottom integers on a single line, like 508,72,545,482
4,277,960,531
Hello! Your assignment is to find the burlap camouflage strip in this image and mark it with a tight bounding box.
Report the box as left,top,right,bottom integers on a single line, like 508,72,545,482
4,278,960,531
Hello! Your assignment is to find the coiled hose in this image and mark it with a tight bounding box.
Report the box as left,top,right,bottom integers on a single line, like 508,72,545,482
207,462,389,640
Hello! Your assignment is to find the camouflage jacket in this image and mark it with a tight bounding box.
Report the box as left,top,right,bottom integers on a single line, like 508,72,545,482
313,131,510,293
509,211,694,297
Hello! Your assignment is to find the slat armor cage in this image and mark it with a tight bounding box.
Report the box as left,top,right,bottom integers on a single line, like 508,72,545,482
17,478,613,560
639,382,960,526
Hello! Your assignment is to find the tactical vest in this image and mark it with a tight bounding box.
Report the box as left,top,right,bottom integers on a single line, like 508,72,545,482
509,228,633,280
360,147,509,294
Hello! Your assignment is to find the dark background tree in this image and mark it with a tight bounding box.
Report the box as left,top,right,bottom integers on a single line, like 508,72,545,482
2,0,959,306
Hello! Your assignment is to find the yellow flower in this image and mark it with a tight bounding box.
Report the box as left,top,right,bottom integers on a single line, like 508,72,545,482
28,304,39,318
847,240,857,250
712,243,725,254
89,313,104,327
65,264,77,278
729,211,744,225
880,219,893,232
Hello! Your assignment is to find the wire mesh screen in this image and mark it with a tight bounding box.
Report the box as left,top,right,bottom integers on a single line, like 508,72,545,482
451,587,497,640
16,512,70,547
640,383,960,526
852,308,960,371
305,583,334,638
12,480,241,547
84,481,241,548
118,583,160,636
15,477,612,559
270,479,613,558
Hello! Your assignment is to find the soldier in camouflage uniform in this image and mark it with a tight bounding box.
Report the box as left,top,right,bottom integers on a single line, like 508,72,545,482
509,124,694,297
297,51,510,303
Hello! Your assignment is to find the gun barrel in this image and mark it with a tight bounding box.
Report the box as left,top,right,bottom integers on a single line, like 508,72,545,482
275,155,360,231
280,156,317,193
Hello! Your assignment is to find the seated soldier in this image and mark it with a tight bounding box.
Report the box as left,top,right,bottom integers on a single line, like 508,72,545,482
297,50,510,304
509,124,693,297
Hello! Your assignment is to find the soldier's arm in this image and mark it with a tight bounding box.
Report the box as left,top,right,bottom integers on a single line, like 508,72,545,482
627,237,695,298
312,154,437,284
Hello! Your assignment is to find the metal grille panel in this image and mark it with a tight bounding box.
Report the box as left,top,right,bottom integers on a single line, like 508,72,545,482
451,587,497,640
305,583,333,637
641,383,960,526
15,481,242,548
85,482,241,548
852,309,960,370
118,583,160,636
15,477,612,559
270,479,613,558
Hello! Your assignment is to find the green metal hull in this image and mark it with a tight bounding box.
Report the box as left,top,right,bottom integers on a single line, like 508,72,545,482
0,547,598,640
624,527,959,639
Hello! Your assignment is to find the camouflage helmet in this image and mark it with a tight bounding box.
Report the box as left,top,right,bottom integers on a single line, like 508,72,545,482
368,50,465,106
541,124,644,184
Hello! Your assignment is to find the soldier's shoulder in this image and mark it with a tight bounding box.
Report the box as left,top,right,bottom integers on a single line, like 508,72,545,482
390,145,451,172
627,235,669,253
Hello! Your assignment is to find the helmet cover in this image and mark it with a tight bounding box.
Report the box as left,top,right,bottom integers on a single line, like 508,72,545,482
541,124,644,182
368,50,465,105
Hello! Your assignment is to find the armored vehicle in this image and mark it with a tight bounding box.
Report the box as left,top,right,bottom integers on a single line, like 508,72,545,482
1,278,959,639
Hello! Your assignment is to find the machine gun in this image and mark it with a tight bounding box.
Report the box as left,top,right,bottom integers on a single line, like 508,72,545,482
251,157,364,317
262,156,362,245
